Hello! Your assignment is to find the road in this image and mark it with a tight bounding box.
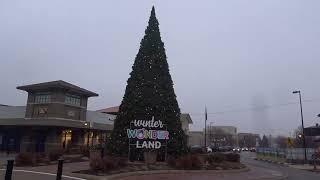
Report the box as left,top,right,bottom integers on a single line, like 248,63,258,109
1,152,319,180
241,151,320,180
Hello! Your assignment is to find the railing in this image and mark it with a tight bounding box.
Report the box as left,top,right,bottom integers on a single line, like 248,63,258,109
256,147,319,164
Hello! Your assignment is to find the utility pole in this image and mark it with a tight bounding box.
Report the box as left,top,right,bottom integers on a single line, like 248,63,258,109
293,90,307,162
204,106,207,149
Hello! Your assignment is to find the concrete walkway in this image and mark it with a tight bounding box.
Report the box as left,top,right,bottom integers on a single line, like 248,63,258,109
0,157,288,180
116,165,285,180
0,153,15,167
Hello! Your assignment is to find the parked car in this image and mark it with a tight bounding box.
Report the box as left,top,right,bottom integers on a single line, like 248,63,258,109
241,147,249,151
249,147,256,152
233,147,241,153
190,145,203,154
209,146,219,152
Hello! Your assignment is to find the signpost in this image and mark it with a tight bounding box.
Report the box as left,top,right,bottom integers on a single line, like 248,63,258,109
127,116,169,161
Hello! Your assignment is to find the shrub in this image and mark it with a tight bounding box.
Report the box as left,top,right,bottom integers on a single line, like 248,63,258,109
90,155,128,172
175,154,202,170
35,153,49,164
167,155,176,167
225,153,240,162
89,154,104,171
190,154,202,169
15,152,35,166
102,157,116,170
48,149,64,161
117,157,128,167
80,146,89,157
206,153,225,164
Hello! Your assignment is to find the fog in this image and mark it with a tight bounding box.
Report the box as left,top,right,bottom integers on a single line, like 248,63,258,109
1,0,320,136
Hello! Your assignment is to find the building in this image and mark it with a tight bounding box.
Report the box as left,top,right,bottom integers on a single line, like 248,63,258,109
188,126,238,147
304,123,320,148
207,126,237,147
0,80,115,153
188,131,204,147
237,133,260,148
0,80,193,153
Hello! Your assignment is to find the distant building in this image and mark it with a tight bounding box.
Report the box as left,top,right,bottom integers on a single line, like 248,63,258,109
304,123,320,148
238,133,260,148
97,106,119,115
188,131,204,147
207,126,237,147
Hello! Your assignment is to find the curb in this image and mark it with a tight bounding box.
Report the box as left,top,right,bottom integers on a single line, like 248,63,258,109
79,167,250,180
254,158,289,167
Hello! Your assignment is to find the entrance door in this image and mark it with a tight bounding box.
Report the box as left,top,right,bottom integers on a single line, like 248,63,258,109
35,135,46,153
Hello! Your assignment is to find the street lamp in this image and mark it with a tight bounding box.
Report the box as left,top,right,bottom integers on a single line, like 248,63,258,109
293,90,307,162
85,122,90,147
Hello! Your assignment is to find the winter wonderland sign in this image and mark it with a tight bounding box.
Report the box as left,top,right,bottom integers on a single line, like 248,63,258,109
127,116,169,149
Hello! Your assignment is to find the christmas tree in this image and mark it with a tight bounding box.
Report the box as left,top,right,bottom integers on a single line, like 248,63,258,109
107,6,188,157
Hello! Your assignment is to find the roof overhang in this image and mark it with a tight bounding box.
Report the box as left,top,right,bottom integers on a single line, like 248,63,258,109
17,80,98,97
181,113,193,124
0,118,112,131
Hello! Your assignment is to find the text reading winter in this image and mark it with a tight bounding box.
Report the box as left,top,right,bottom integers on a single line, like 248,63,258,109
127,117,169,149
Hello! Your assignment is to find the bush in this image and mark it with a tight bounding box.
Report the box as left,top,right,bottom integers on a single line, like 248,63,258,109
89,155,128,172
35,153,49,164
102,157,116,170
225,153,240,162
48,149,64,161
175,154,202,170
15,152,35,166
206,153,225,164
117,157,128,167
80,146,89,157
89,154,104,171
167,155,176,167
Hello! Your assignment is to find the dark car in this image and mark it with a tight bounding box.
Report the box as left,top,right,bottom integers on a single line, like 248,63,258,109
190,145,204,154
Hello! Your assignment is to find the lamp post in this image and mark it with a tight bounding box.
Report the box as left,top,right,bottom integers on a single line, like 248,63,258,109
84,122,90,148
293,90,307,162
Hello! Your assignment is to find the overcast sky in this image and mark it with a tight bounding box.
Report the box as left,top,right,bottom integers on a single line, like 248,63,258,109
1,0,320,136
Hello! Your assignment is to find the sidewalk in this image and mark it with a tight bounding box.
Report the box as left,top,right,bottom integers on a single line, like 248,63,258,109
289,164,320,172
0,153,16,167
115,165,286,180
8,161,287,180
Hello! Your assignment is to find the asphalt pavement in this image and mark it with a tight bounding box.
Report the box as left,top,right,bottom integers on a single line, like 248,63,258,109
241,151,320,180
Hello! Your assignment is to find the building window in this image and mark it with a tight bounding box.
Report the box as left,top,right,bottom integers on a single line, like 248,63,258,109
65,94,81,106
35,94,50,103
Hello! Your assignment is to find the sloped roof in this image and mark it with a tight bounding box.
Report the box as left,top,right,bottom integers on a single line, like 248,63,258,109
181,113,193,124
17,80,98,97
0,105,25,119
86,110,116,125
96,106,119,114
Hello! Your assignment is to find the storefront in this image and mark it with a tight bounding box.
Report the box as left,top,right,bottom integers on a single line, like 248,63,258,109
0,80,115,153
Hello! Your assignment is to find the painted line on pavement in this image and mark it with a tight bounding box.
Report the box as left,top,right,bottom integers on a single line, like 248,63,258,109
0,169,86,180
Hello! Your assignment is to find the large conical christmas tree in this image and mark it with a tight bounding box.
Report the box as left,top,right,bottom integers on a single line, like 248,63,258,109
107,7,188,157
